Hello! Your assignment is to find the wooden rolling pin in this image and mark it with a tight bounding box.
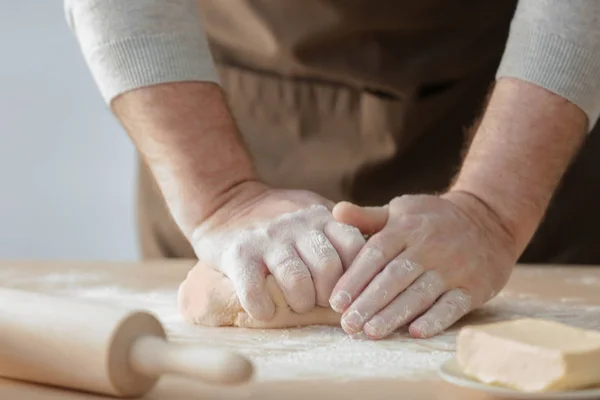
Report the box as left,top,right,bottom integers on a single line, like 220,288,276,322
0,287,253,397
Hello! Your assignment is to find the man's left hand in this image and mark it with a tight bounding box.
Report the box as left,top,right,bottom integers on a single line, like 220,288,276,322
328,191,518,339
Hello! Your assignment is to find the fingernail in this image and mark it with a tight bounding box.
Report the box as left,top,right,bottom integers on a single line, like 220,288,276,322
330,291,351,312
341,310,364,333
411,319,444,338
410,320,429,338
364,317,386,338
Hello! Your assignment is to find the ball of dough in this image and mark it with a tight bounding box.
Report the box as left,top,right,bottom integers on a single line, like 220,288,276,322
177,262,341,328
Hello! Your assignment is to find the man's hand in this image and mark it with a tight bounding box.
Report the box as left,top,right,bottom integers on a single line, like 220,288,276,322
328,78,587,340
112,82,365,321
329,193,516,339
191,182,365,321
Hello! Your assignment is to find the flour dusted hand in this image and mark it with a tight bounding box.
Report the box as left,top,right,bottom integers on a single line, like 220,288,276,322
329,191,517,339
190,183,365,321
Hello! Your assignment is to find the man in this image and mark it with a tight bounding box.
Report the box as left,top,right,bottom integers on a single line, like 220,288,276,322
65,1,600,340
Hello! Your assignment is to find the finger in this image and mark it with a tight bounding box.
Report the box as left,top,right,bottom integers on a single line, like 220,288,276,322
224,258,275,321
362,270,447,339
329,227,407,313
409,288,473,338
323,220,366,270
295,230,344,307
332,202,389,235
264,245,316,314
340,257,424,334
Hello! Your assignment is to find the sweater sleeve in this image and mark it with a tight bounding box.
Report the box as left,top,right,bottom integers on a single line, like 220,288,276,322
64,0,220,104
496,0,600,129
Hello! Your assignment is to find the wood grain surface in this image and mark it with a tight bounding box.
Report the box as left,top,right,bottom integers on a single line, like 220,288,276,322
0,260,599,400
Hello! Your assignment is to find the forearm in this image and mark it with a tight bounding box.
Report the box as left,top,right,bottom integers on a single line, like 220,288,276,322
449,78,587,255
448,0,600,255
113,82,262,238
65,0,260,237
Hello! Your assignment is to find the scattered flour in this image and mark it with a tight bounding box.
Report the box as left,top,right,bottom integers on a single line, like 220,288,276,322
0,269,104,287
46,280,600,382
566,276,600,286
8,268,600,382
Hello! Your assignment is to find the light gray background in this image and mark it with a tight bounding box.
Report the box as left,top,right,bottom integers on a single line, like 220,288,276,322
0,2,139,261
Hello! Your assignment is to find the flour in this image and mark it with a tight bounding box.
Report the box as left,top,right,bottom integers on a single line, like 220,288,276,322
0,269,104,288
337,222,362,235
191,204,362,317
188,294,600,381
389,258,418,274
253,333,453,380
16,268,600,383
559,297,585,303
566,276,600,286
357,247,385,267
308,230,333,259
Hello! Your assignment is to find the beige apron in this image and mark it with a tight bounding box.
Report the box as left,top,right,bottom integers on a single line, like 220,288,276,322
137,1,600,264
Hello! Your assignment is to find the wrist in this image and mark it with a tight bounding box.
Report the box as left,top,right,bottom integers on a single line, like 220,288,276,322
442,189,521,258
165,169,269,241
448,78,587,256
188,179,271,238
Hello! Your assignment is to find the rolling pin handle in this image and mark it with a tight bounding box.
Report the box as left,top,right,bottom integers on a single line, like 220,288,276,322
129,336,253,385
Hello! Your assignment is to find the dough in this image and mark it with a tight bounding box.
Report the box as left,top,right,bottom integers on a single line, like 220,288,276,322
456,318,600,392
177,262,341,328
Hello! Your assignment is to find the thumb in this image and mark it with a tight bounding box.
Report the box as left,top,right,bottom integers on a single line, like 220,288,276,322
332,201,389,235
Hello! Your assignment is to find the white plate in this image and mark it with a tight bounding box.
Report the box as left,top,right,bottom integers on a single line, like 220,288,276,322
438,357,600,399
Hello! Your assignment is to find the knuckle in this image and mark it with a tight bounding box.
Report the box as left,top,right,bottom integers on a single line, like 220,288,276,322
225,239,254,262
408,272,444,300
442,300,461,317
275,256,304,274
389,195,424,212
397,303,414,322
386,304,412,329
332,222,366,248
265,220,292,241
416,315,445,335
345,233,366,250
408,281,428,298
357,246,386,269
385,258,419,281
310,209,332,228
395,213,424,232
446,289,472,313
380,268,401,288
363,235,386,256
307,230,333,257
268,247,298,267
336,221,362,236
445,303,463,319
264,223,281,240
282,268,313,290
316,255,342,274
389,196,407,209
367,232,386,249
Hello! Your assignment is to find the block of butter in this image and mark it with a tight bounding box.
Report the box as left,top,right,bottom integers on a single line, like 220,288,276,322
456,318,600,392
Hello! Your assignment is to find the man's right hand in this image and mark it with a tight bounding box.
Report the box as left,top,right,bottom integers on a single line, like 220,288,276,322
112,82,365,320
190,181,366,321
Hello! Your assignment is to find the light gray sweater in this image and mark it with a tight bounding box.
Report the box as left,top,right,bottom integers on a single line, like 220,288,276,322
64,0,600,128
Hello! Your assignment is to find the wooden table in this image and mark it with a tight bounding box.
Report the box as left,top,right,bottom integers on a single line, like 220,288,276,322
0,260,599,400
